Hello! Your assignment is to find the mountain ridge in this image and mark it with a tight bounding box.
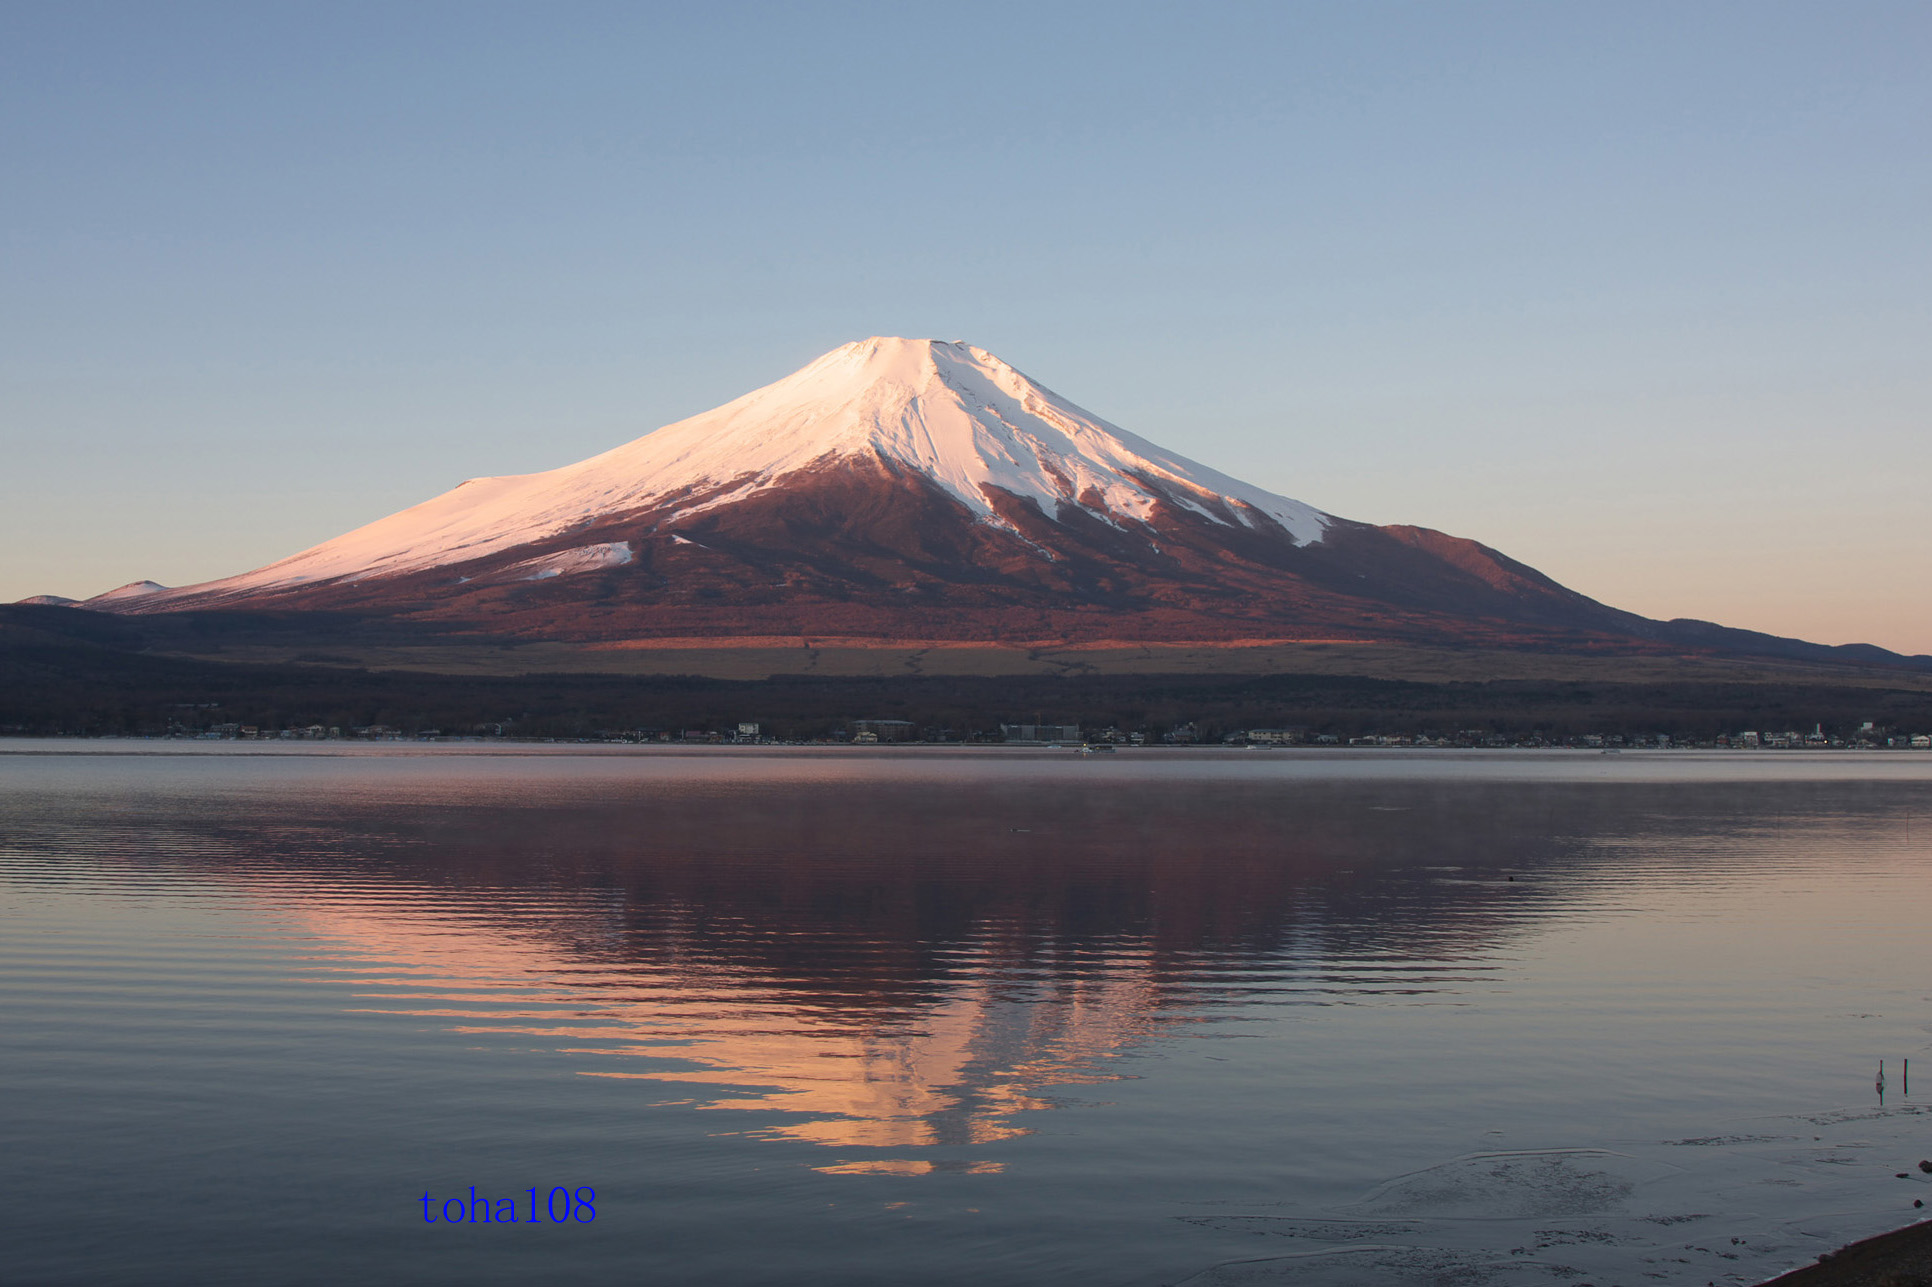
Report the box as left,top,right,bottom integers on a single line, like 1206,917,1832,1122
31,337,1923,668
98,337,1330,607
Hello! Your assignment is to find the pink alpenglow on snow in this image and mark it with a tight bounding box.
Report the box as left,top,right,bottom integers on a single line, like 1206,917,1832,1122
40,337,1914,663
87,339,1331,606
86,581,171,603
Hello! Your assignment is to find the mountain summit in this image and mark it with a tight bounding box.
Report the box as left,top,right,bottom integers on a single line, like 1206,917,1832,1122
140,338,1331,596
73,338,1682,648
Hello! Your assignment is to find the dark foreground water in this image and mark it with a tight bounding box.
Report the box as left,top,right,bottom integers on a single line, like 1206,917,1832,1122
3,745,1930,1287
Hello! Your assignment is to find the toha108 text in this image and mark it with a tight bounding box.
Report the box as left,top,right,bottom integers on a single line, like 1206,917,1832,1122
422,1187,595,1224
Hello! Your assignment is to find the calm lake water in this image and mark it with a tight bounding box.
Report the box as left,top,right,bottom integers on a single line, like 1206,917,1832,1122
3,744,1930,1286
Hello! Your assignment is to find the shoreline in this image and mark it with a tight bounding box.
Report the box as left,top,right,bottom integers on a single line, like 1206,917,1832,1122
1764,1219,1932,1286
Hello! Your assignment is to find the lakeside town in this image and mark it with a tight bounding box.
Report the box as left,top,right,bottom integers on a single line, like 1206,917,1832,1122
139,716,1932,750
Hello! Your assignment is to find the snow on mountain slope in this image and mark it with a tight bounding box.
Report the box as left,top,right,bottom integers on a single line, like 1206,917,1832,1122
133,338,1331,602
496,541,634,582
88,581,170,602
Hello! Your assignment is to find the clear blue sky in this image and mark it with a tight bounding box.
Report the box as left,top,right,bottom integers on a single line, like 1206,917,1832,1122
4,2,1928,652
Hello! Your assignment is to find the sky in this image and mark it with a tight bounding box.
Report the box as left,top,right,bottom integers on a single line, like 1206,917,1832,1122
2,1,1928,653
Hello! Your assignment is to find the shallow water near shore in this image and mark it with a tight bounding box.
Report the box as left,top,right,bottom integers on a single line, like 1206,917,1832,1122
3,744,1930,1286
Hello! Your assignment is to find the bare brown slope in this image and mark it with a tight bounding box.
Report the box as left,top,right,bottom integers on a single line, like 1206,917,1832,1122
117,458,1664,649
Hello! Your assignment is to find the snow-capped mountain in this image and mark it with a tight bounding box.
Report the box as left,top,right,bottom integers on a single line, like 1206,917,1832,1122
123,339,1329,596
65,338,1648,646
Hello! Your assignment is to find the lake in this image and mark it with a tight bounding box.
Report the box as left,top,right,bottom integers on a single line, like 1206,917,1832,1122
3,744,1929,1286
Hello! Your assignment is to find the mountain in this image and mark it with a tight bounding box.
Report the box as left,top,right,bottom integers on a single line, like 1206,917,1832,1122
45,338,1920,664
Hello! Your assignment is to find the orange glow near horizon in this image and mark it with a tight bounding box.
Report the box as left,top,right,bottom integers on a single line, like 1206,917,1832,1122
283,896,1173,1156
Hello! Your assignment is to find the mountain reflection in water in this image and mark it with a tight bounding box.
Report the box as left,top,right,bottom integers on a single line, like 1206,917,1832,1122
7,749,1932,1287
17,751,1917,1168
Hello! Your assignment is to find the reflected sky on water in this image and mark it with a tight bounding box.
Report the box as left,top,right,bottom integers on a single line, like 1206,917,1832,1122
3,747,1930,1285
